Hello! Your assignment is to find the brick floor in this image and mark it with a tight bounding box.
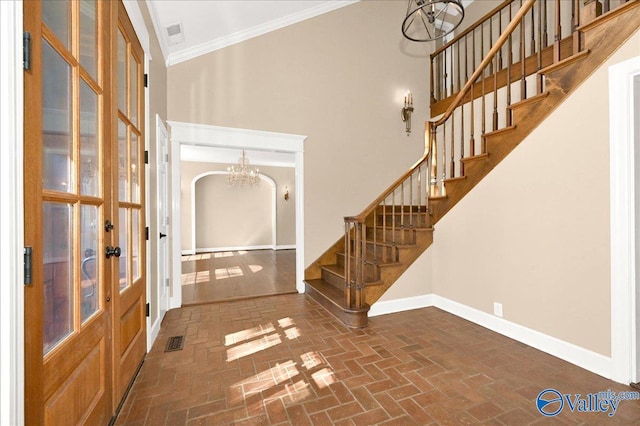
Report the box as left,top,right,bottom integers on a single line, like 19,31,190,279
115,294,640,425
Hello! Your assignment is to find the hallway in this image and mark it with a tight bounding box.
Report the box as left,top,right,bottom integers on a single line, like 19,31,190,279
181,250,297,305
115,294,640,425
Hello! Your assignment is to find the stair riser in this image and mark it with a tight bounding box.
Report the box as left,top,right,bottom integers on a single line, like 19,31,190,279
377,214,430,229
321,269,345,289
368,227,417,245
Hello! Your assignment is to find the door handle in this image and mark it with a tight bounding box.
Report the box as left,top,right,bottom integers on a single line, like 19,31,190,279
159,232,168,239
105,246,121,259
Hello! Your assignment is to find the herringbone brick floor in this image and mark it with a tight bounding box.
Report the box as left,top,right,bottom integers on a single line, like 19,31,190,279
115,294,640,425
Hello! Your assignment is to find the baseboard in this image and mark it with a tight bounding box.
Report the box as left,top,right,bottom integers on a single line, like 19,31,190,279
370,293,614,381
195,245,273,253
368,294,435,317
147,315,162,352
275,245,296,250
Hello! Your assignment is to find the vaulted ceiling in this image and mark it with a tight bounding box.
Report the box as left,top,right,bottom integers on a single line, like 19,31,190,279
145,0,359,66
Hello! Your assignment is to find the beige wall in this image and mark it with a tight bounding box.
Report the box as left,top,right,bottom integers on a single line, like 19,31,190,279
195,174,272,249
167,0,430,266
140,3,168,327
181,161,296,251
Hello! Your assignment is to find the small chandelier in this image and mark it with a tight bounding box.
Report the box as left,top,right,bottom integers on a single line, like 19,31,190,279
227,150,260,187
402,0,465,42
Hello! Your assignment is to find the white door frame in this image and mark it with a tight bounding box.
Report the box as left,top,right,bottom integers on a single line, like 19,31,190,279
0,0,24,423
148,114,170,347
168,121,306,309
609,55,640,384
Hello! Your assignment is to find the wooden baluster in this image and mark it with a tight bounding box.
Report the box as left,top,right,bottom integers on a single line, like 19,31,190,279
430,56,436,103
416,166,421,231
400,174,405,229
507,2,513,126
604,0,611,13
470,29,476,156
537,0,544,94
382,198,387,246
443,51,448,98
409,174,414,229
391,188,396,247
498,9,503,70
481,20,486,144
493,53,498,131
450,111,455,179
572,0,581,54
543,0,549,47
520,2,527,101
442,119,447,188
531,2,536,54
429,124,438,197
373,207,378,263
480,35,487,145
357,222,363,308
451,41,462,92
344,221,351,307
460,95,465,176
450,44,455,96
554,0,561,62
489,15,493,75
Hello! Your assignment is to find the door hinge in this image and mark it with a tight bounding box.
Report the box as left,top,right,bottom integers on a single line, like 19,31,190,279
144,150,149,164
23,31,31,71
165,153,169,163
24,247,33,285
144,73,148,88
145,226,149,241
166,278,170,287
145,302,150,317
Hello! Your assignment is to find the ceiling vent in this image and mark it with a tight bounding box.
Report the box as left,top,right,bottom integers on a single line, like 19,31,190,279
165,22,184,46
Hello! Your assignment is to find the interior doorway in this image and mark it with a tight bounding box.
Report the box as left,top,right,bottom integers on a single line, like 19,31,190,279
167,122,306,309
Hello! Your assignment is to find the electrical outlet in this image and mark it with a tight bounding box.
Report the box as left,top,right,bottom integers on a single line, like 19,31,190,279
493,302,503,318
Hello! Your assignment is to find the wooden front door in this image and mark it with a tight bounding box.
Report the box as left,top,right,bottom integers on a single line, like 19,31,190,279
23,1,146,423
111,0,146,406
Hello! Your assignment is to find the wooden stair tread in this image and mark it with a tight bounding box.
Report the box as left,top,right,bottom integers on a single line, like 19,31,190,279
364,240,414,249
320,263,344,278
304,279,370,328
508,91,550,110
483,125,516,138
337,252,402,268
460,153,490,163
539,49,590,75
444,176,466,183
305,279,344,301
367,225,434,232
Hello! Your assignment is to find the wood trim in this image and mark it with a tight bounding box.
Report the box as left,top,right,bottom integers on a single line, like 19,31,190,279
23,1,45,423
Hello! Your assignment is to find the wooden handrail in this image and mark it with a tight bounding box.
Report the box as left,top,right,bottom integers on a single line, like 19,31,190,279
347,1,535,224
345,151,428,223
431,0,512,59
432,0,535,128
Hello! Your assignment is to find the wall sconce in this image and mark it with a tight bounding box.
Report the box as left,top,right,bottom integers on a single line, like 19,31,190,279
283,186,289,201
401,91,413,136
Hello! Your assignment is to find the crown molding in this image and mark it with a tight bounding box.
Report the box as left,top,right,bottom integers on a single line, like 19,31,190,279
166,0,359,66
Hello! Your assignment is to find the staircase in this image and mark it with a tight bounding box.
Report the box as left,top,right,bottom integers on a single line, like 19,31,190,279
305,0,640,328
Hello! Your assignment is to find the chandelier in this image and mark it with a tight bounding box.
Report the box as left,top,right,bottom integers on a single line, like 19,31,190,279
227,150,260,187
402,0,465,42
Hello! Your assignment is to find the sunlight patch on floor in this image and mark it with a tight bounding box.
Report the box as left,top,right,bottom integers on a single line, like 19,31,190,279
225,318,336,408
248,264,263,273
215,266,243,280
225,323,276,346
181,271,211,285
226,333,282,362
